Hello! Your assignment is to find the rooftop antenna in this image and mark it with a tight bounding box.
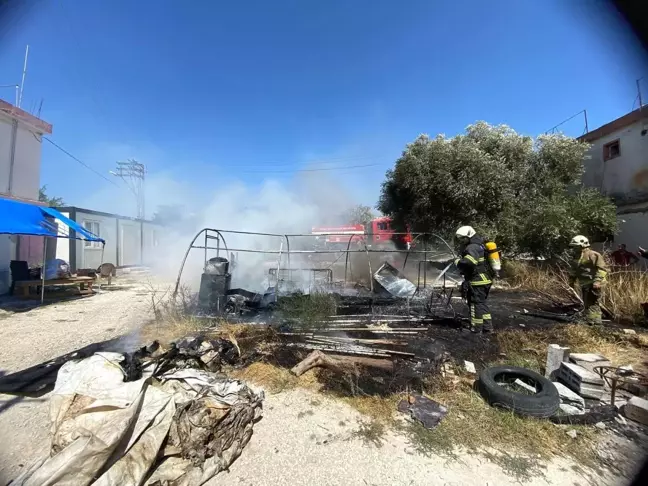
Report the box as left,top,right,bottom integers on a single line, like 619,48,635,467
637,77,644,112
37,98,43,117
18,44,29,108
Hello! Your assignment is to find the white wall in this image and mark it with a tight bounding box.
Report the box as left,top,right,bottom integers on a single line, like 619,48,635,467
55,213,71,262
11,127,42,199
0,111,44,292
119,220,141,266
583,120,648,204
0,112,42,200
77,212,118,269
141,222,160,266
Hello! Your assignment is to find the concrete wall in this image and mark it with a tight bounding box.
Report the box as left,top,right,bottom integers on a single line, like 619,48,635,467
0,110,44,293
583,120,648,204
0,112,42,200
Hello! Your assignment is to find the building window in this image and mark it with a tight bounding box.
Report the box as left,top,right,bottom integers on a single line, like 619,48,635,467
603,140,620,161
83,220,102,248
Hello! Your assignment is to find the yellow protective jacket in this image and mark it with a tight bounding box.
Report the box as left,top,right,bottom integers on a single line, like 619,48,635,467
569,248,608,286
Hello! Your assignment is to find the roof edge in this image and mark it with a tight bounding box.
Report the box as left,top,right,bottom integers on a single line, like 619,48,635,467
579,108,648,143
0,99,53,134
56,205,156,224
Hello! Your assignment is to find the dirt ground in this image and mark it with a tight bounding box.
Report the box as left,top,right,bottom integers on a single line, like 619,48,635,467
211,388,632,486
0,276,646,485
0,278,155,483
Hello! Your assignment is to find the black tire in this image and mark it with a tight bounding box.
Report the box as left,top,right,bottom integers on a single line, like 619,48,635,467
477,365,560,418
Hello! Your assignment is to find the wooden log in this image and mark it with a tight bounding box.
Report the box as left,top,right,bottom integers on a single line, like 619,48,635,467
290,350,393,376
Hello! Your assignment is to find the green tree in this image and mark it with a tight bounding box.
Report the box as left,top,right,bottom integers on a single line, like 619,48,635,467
38,185,65,207
341,204,375,225
378,122,618,258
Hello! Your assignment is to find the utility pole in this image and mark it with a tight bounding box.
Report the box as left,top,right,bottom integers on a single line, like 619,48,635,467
110,159,146,219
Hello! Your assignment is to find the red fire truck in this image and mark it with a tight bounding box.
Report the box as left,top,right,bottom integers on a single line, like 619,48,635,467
311,217,413,250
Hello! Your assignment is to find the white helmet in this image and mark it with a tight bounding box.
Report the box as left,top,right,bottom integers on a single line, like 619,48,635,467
569,235,590,248
456,225,476,239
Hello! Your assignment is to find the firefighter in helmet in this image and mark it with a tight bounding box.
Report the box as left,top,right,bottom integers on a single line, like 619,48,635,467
568,235,608,325
454,225,493,333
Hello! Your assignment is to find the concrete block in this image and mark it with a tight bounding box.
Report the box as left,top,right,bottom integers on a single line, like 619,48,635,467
514,379,537,394
545,344,570,378
560,362,604,386
560,404,585,416
576,384,605,400
624,397,648,426
557,363,605,399
569,353,611,374
553,382,585,409
464,360,476,374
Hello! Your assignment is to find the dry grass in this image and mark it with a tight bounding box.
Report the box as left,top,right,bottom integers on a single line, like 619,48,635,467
495,324,648,372
503,260,571,300
605,270,648,325
504,260,648,326
231,362,301,393
414,379,598,466
139,316,208,345
277,291,338,329
342,395,400,423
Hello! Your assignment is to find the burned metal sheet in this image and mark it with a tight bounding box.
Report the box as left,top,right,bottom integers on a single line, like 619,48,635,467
373,262,417,298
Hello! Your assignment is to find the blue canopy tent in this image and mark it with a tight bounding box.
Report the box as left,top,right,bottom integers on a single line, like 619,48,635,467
0,197,105,302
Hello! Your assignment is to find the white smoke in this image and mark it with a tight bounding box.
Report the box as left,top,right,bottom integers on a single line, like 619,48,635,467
146,171,373,293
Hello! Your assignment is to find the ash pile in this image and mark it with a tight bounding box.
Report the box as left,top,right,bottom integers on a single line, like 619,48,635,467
10,336,263,486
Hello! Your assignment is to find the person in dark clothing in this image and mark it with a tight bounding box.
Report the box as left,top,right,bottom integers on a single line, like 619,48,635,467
610,244,638,266
454,225,493,333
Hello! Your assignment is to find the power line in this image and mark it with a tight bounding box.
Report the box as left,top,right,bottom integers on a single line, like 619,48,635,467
43,137,121,187
238,163,378,174
220,154,387,169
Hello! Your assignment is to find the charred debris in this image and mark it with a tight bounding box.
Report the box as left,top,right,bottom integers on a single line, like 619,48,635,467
193,253,459,370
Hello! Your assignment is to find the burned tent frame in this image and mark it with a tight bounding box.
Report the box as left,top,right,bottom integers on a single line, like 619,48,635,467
173,228,459,298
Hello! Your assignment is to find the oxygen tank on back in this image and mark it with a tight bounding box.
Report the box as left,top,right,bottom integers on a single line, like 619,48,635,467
484,241,501,277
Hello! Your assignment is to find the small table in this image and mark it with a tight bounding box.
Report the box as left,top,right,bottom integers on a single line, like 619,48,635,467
14,276,95,298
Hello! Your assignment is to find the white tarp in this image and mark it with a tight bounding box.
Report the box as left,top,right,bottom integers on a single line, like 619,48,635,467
13,352,264,486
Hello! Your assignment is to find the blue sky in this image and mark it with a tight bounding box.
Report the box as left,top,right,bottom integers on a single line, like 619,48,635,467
1,0,646,218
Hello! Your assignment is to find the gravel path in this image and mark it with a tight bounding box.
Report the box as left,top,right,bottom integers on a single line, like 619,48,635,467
0,281,155,482
213,389,625,486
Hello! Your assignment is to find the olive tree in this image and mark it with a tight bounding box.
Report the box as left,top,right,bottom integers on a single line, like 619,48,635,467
378,122,617,257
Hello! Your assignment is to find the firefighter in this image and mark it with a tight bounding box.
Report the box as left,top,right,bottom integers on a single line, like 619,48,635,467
455,226,493,333
568,235,608,325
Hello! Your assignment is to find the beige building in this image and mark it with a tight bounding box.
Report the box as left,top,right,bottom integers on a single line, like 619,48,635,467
0,99,53,292
579,108,648,256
